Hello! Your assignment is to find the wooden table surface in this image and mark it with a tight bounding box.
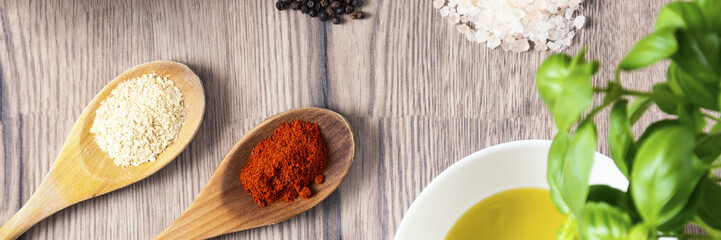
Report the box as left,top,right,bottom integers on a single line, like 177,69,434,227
0,0,711,239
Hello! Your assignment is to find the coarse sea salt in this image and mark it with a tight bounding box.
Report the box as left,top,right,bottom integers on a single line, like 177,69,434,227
434,0,586,52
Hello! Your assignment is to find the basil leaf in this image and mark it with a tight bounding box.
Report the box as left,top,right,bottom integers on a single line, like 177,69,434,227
713,155,721,167
557,217,578,240
695,132,721,164
698,176,721,231
620,31,678,71
578,202,633,240
628,224,651,240
658,179,703,232
587,185,635,221
633,120,680,167
549,133,571,215
673,30,721,84
636,120,679,146
652,83,680,114
697,0,721,34
536,51,597,132
628,97,653,125
609,100,633,178
631,124,705,227
677,104,707,133
587,185,626,205
655,1,706,32
711,121,721,133
562,121,597,218
667,62,718,111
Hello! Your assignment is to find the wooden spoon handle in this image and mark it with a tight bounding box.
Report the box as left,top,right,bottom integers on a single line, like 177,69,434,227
155,201,233,240
0,176,72,239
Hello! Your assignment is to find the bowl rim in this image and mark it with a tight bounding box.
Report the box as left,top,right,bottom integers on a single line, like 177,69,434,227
393,139,628,240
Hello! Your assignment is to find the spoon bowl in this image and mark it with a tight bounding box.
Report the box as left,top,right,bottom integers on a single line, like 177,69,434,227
0,61,205,239
156,107,355,240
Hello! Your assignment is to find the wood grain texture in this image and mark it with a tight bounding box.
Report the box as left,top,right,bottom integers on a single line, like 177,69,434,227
0,0,713,239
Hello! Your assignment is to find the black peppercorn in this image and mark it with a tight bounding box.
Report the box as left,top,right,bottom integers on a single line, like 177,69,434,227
319,12,330,21
290,1,302,10
330,1,342,8
276,1,287,10
350,11,364,19
275,0,363,24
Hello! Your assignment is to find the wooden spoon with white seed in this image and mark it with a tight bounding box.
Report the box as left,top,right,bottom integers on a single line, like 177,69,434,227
155,107,355,240
0,61,205,240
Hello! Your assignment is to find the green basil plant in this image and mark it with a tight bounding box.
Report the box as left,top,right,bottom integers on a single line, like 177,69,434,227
536,0,721,239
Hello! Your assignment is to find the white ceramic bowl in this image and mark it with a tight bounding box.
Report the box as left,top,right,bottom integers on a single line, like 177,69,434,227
394,140,629,240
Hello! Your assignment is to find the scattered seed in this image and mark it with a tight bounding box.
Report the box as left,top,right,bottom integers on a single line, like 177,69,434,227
331,17,341,24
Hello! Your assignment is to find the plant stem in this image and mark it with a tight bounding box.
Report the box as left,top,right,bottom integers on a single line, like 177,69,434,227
621,89,685,102
594,87,687,103
703,112,721,122
584,100,614,121
615,69,621,84
694,216,721,239
593,87,608,93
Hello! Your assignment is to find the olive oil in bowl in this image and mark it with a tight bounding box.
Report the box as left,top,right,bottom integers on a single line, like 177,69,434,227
445,188,566,240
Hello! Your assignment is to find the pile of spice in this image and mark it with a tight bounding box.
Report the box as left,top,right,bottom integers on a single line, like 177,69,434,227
433,0,586,52
90,73,185,167
240,120,329,207
275,0,365,24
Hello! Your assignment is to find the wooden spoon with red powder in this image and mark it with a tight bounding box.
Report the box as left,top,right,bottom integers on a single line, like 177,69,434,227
156,107,355,240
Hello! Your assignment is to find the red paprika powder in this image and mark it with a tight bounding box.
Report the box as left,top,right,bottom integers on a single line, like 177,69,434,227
240,120,329,207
